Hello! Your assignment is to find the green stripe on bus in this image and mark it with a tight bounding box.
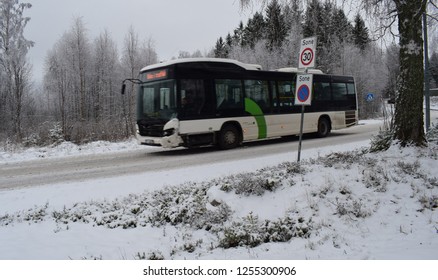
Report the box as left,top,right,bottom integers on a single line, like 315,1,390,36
244,98,267,139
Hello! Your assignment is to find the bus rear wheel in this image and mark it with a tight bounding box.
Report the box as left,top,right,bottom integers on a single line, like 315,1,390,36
218,125,240,150
317,117,331,138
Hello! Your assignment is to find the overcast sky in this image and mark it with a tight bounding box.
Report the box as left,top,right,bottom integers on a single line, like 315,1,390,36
24,0,258,82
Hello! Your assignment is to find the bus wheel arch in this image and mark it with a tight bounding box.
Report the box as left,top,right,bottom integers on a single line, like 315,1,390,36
217,122,242,149
317,115,331,138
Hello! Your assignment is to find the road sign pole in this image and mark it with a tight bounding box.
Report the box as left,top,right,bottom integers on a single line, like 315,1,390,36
296,36,316,163
297,69,310,163
297,104,305,163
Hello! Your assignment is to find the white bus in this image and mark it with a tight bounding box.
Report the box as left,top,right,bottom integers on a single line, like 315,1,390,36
122,58,358,149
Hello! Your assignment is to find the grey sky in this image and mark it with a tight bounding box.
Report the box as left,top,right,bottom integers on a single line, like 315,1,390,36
24,0,256,82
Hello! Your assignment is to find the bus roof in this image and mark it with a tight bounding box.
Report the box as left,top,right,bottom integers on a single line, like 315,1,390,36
140,58,263,72
276,67,324,74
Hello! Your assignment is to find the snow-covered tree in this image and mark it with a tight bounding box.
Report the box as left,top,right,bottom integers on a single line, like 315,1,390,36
380,0,428,146
214,37,228,58
69,17,90,123
264,0,287,50
0,0,33,140
92,29,120,123
242,12,265,48
44,41,70,138
120,26,158,136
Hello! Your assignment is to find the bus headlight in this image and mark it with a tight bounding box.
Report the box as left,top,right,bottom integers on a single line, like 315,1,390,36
162,128,175,137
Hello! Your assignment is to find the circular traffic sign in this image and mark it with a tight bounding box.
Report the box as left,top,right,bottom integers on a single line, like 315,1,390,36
297,84,310,102
365,93,374,102
300,48,314,66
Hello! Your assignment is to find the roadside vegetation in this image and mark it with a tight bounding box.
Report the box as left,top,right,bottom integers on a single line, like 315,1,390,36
1,128,437,259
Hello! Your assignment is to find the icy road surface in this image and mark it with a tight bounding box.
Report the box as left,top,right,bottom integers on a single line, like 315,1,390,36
0,121,382,190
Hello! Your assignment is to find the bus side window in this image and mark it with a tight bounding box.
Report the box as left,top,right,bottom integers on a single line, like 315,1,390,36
244,80,270,113
215,79,243,110
347,83,356,95
271,81,278,110
314,82,331,101
277,81,294,108
332,83,348,100
180,79,205,117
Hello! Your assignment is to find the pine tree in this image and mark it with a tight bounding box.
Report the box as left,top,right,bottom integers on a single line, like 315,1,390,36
332,9,352,43
303,0,323,39
242,12,265,49
214,37,228,58
352,14,370,51
265,0,287,50
233,21,245,47
225,33,233,48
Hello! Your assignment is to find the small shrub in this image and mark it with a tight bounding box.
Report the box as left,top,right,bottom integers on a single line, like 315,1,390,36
369,129,393,152
218,213,312,249
216,173,281,196
419,195,438,210
136,251,165,260
312,149,371,169
396,161,423,179
278,161,306,175
426,123,438,144
362,164,388,192
49,122,64,145
334,198,370,218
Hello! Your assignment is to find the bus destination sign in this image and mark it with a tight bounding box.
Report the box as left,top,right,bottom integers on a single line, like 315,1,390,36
145,69,168,81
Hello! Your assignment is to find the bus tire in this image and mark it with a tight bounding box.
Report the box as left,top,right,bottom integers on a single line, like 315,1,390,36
317,117,331,138
218,124,240,150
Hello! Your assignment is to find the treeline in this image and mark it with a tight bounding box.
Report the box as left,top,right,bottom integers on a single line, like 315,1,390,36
214,0,370,71
213,0,405,119
42,18,158,144
1,1,159,146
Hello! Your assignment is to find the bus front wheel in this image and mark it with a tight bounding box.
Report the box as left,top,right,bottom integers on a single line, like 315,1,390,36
317,117,331,138
218,125,240,150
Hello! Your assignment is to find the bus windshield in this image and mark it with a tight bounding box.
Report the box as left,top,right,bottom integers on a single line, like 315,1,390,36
137,79,177,121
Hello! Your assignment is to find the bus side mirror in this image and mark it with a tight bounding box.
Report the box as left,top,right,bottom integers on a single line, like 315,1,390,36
121,83,126,95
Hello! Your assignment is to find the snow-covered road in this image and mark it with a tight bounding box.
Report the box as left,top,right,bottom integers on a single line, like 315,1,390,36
1,121,382,190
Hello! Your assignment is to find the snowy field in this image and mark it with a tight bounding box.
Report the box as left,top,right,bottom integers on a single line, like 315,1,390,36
0,118,437,261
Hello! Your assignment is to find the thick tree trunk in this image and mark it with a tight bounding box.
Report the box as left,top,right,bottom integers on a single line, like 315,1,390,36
393,0,427,146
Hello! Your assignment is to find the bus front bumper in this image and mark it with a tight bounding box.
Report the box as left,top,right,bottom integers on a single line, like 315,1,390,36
136,134,183,148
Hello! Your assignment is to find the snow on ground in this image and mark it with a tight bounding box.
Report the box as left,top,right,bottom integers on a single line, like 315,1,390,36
0,138,143,163
0,120,437,260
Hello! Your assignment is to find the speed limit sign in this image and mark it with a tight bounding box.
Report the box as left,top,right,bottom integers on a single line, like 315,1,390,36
298,37,317,69
300,48,314,66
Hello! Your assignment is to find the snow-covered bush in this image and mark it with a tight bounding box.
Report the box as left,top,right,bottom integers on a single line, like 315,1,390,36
369,129,393,152
426,123,438,144
419,195,438,211
334,198,371,218
215,172,282,196
361,163,389,192
218,213,312,249
148,184,231,229
135,251,165,260
22,133,41,147
49,122,64,145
